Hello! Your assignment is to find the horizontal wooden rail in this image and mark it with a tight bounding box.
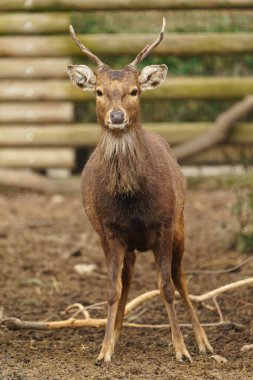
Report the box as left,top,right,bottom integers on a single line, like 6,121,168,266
1,0,253,11
1,78,253,101
0,145,250,168
1,11,252,35
0,148,74,168
0,58,71,78
0,145,250,167
0,123,252,147
0,103,73,123
0,13,70,34
1,34,253,57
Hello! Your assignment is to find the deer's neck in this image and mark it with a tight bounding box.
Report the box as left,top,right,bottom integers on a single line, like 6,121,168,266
98,127,147,196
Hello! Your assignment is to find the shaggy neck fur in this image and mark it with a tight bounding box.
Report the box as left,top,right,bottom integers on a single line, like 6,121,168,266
99,128,147,196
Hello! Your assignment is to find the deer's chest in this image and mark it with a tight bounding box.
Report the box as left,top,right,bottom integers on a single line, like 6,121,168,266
95,191,172,251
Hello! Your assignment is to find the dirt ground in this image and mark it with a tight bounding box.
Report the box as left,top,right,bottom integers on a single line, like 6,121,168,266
0,187,252,380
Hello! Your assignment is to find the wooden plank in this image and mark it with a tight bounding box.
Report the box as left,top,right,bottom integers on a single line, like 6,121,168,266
0,13,70,34
146,122,253,145
0,146,249,168
0,0,252,11
0,125,100,146
0,58,71,78
0,148,75,168
183,145,253,164
146,77,253,99
1,78,253,100
0,123,252,146
0,103,73,123
1,33,253,57
1,10,252,34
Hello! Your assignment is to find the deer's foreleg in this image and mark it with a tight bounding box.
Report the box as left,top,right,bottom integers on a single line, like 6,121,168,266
96,236,125,364
153,227,192,363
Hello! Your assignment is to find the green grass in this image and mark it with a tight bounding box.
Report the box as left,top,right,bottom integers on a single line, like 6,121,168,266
74,54,253,76
72,10,253,34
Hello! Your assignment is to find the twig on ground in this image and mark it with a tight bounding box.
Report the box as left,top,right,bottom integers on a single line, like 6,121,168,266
65,303,90,319
1,278,252,332
81,301,107,311
125,307,148,322
186,256,253,275
201,302,216,312
212,296,224,323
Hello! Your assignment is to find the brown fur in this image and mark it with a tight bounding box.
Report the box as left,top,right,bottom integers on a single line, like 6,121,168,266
77,64,213,363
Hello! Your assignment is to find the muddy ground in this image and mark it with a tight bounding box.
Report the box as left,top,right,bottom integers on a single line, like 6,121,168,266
0,187,252,380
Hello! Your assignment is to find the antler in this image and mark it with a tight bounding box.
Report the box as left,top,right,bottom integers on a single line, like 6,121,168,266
69,25,104,67
129,17,166,66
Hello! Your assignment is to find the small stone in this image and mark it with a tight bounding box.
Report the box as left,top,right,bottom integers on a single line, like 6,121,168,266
74,263,97,275
241,344,253,352
51,194,65,204
211,354,227,363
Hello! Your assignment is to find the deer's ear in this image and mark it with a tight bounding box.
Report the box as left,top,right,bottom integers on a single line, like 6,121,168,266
67,64,96,91
138,64,168,91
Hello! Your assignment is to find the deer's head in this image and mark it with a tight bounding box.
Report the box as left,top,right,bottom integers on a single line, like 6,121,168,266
67,19,167,132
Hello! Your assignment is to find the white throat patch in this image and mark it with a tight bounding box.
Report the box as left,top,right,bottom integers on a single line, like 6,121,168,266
99,130,145,195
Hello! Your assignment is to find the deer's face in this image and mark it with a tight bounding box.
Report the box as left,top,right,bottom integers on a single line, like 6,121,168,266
67,64,167,131
95,66,140,130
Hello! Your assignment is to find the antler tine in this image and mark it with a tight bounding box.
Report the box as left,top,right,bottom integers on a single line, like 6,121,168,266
130,17,166,67
69,25,104,67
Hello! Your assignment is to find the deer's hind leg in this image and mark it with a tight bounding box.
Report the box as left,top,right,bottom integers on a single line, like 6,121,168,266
153,227,192,362
113,251,136,346
171,214,213,354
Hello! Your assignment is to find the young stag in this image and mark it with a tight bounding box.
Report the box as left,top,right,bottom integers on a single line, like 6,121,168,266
67,18,213,364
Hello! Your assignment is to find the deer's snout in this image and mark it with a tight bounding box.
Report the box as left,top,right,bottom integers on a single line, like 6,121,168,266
110,110,125,125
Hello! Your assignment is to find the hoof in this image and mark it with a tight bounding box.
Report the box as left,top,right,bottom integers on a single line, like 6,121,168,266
95,358,104,367
176,351,193,363
95,352,112,366
196,331,214,355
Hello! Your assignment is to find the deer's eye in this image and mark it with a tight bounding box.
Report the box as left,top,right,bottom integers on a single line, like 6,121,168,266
130,89,138,96
96,90,103,97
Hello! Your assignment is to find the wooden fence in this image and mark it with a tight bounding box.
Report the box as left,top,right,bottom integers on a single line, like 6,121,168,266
0,1,253,170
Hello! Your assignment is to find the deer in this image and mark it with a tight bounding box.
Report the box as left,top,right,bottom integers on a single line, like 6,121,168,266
67,18,213,364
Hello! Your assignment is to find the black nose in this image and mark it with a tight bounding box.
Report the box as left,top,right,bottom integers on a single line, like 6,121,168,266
110,110,125,124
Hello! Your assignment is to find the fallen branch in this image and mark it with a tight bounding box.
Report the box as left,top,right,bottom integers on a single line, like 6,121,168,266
1,318,243,331
189,277,253,302
125,277,253,314
173,95,253,160
0,169,79,194
1,278,252,331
